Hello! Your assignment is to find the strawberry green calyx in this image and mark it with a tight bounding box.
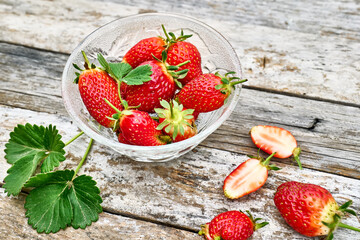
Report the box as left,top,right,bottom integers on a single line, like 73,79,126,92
73,51,97,83
260,152,281,171
245,210,269,231
161,24,192,45
214,71,247,95
155,100,196,140
323,200,360,240
293,147,303,170
153,50,190,88
104,98,132,131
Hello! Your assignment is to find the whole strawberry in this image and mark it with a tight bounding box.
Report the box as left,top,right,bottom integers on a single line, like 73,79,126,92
121,51,189,112
162,25,202,86
122,37,166,68
199,210,268,240
177,72,247,113
74,51,122,129
274,181,360,239
155,100,197,142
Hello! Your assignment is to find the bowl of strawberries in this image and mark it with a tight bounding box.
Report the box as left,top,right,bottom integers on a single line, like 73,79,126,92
62,13,244,162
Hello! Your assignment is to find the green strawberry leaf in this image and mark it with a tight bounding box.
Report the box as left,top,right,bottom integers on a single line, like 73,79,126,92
123,64,152,85
24,170,102,233
109,62,132,79
3,124,65,196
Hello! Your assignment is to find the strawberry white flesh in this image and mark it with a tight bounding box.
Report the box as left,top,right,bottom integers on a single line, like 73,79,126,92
250,125,297,158
223,158,268,199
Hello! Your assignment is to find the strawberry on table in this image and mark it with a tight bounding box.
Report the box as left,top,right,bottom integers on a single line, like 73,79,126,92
199,210,268,240
250,125,302,169
162,25,203,86
73,51,123,129
122,37,166,68
177,72,247,113
223,152,279,199
155,100,197,142
120,51,189,112
274,181,360,239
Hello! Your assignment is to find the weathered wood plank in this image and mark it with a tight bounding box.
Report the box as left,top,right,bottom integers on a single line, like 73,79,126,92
1,106,360,239
1,1,360,104
0,188,199,240
1,43,360,179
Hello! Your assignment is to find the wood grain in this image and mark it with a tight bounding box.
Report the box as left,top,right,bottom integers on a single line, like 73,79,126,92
1,1,359,104
1,106,359,239
1,43,359,179
0,189,199,240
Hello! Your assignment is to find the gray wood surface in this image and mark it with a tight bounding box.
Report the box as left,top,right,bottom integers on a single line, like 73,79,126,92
1,0,360,239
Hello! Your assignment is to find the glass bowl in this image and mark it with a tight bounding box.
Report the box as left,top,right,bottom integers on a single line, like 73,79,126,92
62,13,243,162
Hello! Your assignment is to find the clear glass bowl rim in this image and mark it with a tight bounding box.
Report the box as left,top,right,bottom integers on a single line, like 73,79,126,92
61,12,242,152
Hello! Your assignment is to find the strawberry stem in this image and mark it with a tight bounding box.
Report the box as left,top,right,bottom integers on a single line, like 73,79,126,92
64,131,84,147
262,152,276,166
337,222,360,232
81,50,91,70
72,138,93,180
104,98,121,113
293,147,302,170
230,79,248,87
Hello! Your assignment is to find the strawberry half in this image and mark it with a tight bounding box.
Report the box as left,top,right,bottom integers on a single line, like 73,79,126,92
177,72,247,113
73,51,123,129
120,51,189,112
223,153,279,199
274,181,360,239
155,100,197,142
250,125,302,169
199,210,268,240
122,36,166,68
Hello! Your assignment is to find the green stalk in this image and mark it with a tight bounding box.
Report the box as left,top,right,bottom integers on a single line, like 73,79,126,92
64,131,84,147
262,152,276,166
81,50,91,69
338,222,360,232
117,81,123,104
73,138,93,179
230,79,248,87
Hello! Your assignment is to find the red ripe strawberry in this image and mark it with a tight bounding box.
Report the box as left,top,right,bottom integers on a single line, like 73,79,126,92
274,181,360,239
116,130,133,145
118,109,171,146
155,100,197,142
122,37,166,68
223,153,279,199
199,210,268,240
121,52,189,112
250,125,302,169
162,25,202,86
74,51,122,129
177,72,247,113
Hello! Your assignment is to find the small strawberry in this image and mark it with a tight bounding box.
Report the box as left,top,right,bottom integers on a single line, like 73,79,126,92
106,100,171,146
199,210,268,240
162,25,202,86
223,152,279,199
73,51,122,129
121,51,189,112
122,37,166,68
177,72,247,113
274,181,360,239
116,130,132,145
250,125,302,169
155,100,197,142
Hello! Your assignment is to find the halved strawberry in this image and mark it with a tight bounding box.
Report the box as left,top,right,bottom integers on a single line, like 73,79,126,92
155,100,197,142
250,125,302,169
223,153,279,199
199,210,268,240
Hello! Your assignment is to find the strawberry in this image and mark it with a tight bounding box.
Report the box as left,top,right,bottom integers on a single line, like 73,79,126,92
122,37,166,68
116,129,133,145
161,25,202,86
250,125,302,169
199,210,268,240
223,153,279,199
73,51,122,129
274,181,360,239
155,100,197,142
177,72,247,113
120,51,189,113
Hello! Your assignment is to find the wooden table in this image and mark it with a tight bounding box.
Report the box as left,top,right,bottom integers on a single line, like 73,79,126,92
1,1,360,239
